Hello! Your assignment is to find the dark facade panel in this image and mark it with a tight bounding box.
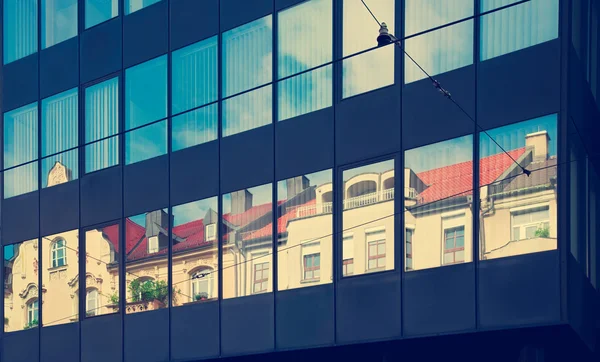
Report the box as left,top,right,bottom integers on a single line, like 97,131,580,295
220,125,274,194
336,272,402,344
124,155,169,217
171,300,220,361
276,284,335,350
275,0,307,11
40,323,79,362
2,191,39,243
124,309,169,362
170,140,219,206
80,17,123,84
221,293,275,356
403,66,475,150
2,329,39,362
123,1,169,68
170,0,219,51
276,108,334,181
40,37,79,99
478,40,560,130
40,181,79,236
220,0,273,32
478,250,560,329
336,85,401,166
403,263,476,336
80,166,123,228
567,255,598,350
2,55,38,112
81,314,123,362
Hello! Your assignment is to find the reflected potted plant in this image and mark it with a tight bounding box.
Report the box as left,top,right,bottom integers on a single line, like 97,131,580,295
194,292,209,302
534,226,550,238
24,319,38,330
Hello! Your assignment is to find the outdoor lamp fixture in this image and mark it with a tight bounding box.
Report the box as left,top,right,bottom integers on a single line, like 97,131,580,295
377,22,395,47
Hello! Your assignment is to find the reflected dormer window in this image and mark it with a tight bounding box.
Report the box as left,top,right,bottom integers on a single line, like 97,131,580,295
148,236,159,254
205,223,216,242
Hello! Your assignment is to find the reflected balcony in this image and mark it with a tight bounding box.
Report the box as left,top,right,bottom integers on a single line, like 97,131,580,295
343,189,395,210
125,299,166,314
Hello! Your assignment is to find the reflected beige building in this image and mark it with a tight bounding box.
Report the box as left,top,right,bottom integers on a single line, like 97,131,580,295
3,130,557,330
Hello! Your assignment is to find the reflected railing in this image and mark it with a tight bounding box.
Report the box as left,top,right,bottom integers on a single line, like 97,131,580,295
125,299,166,314
405,187,417,199
344,189,395,210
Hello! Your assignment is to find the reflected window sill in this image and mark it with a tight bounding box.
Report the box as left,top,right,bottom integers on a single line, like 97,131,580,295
300,278,320,284
47,265,68,272
366,267,386,273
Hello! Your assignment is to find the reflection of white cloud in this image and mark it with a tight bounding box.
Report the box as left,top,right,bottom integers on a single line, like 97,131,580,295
405,0,473,36
405,135,473,173
343,46,394,98
172,105,218,151
278,169,333,201
125,122,167,164
173,198,218,226
279,66,332,120
343,159,395,180
223,86,272,137
343,0,395,56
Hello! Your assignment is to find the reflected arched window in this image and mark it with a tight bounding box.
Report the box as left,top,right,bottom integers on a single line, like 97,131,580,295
26,299,38,326
86,289,99,317
51,238,67,268
190,268,214,301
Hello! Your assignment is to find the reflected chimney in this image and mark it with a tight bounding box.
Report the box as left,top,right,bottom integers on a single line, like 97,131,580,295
285,176,310,200
526,131,549,161
231,189,253,215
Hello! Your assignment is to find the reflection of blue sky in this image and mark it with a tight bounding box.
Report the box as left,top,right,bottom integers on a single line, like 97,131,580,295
278,169,332,201
4,162,37,198
4,244,16,260
343,159,394,181
4,103,38,168
173,197,218,226
86,0,118,28
223,183,272,214
480,0,559,60
42,0,77,49
481,0,523,12
172,104,218,151
41,87,78,156
481,114,557,158
125,121,167,165
405,0,473,36
405,135,473,173
4,0,38,64
125,55,168,130
222,86,272,137
125,0,160,15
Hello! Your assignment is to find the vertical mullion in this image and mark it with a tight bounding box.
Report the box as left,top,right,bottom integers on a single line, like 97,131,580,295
166,0,173,359
217,1,223,356
271,0,278,348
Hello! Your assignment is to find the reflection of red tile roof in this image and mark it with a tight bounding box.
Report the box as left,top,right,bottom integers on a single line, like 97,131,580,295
108,148,530,259
415,148,526,204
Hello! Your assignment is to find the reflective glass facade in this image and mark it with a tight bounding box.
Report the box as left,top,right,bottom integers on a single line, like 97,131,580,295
0,1,598,362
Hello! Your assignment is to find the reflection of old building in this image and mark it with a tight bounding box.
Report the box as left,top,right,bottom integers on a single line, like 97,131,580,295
405,131,557,271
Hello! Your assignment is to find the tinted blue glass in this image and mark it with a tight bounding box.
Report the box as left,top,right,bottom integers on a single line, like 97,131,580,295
86,78,119,173
125,121,167,165
278,0,332,78
125,56,168,130
480,0,559,60
4,162,38,198
4,103,38,169
405,20,473,83
481,0,521,12
342,0,394,98
278,66,332,121
42,88,78,156
405,0,473,35
42,0,78,49
86,0,118,28
41,149,78,188
172,36,218,115
3,0,38,64
172,104,218,152
125,0,161,15
222,16,272,97
222,85,272,137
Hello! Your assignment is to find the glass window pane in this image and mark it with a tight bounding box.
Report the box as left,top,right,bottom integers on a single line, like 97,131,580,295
171,104,218,152
85,137,119,173
171,197,219,305
172,36,218,114
479,114,558,260
405,20,473,84
125,120,167,165
4,162,38,199
4,241,40,332
223,16,272,97
3,0,38,64
405,135,473,271
41,149,78,188
85,224,120,316
481,0,523,12
405,0,473,35
222,85,272,137
480,0,559,61
42,88,78,156
125,0,160,15
126,209,169,313
278,0,332,79
343,160,395,276
86,0,118,29
277,170,332,291
125,56,168,130
42,0,77,49
85,78,120,172
378,243,385,255
42,230,78,326
4,103,38,169
443,253,453,264
343,46,394,98
343,0,394,57
455,250,465,262
223,184,273,298
278,66,332,121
